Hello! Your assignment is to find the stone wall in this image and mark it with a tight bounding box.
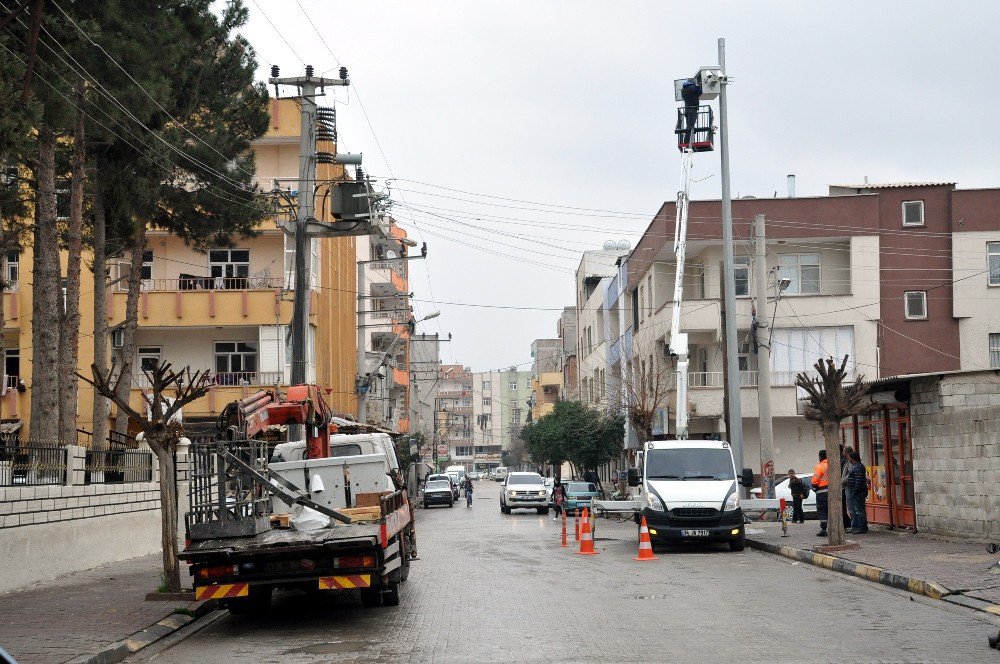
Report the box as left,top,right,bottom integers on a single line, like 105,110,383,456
910,372,1000,540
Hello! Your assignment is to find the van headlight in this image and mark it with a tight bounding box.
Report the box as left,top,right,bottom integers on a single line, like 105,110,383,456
645,492,664,512
724,493,740,512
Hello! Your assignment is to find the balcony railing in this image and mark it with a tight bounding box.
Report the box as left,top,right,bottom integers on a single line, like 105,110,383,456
685,369,845,388
133,370,284,389
117,276,283,292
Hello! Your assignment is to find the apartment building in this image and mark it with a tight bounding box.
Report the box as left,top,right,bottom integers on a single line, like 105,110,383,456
432,364,473,470
2,98,361,439
356,221,412,433
625,181,1000,472
557,306,579,401
473,368,532,473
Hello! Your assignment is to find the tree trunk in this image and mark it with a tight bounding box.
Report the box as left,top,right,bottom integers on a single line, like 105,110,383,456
0,231,6,422
91,171,108,451
824,420,845,546
113,226,146,440
29,126,61,443
59,78,86,446
154,437,181,593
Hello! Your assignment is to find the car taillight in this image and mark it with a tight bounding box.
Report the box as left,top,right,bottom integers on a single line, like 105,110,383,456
333,556,375,569
196,564,237,580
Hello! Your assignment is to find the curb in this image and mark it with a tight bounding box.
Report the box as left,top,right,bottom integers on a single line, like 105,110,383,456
65,599,219,664
747,538,952,600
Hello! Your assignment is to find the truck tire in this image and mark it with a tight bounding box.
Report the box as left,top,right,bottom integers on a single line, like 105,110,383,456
729,533,746,552
226,585,272,615
382,582,400,606
501,501,510,514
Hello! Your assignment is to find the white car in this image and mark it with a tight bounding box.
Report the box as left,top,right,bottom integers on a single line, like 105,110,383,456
752,474,817,517
500,472,549,514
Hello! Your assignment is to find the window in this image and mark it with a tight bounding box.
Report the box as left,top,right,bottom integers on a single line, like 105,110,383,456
904,291,927,320
141,250,153,280
526,378,531,389
137,346,161,373
990,334,1000,368
455,446,473,457
215,341,258,383
209,249,250,288
482,380,491,391
56,183,70,220
508,381,517,391
638,285,645,322
902,200,925,227
586,326,593,354
5,348,19,386
646,275,653,315
989,242,1000,287
734,256,750,296
778,253,821,295
482,396,491,407
4,251,17,291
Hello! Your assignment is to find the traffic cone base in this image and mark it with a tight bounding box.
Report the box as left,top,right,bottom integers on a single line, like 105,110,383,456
576,508,598,555
634,515,657,561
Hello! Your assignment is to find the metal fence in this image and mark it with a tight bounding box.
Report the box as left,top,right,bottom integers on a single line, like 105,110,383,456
84,448,154,484
0,445,67,486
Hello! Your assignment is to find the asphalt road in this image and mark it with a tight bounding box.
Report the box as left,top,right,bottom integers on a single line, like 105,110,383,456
133,480,1000,664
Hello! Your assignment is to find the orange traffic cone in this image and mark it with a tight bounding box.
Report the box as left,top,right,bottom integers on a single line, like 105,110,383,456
574,508,581,542
634,516,658,561
575,508,598,555
561,510,568,547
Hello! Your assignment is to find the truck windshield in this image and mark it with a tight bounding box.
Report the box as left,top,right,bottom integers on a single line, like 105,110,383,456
646,448,735,481
508,474,543,485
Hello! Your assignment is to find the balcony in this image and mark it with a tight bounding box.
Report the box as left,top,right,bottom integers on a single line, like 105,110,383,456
112,277,298,327
131,371,284,389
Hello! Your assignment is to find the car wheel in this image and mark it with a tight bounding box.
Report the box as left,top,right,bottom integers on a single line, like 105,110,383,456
448,500,454,507
729,533,746,552
501,500,510,514
423,501,429,509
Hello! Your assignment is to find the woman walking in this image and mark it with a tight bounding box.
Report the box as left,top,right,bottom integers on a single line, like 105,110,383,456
552,478,566,521
465,476,474,508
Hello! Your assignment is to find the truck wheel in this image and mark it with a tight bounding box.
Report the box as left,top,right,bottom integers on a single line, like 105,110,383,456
227,585,272,615
501,501,510,514
360,588,382,607
729,533,746,552
382,582,400,606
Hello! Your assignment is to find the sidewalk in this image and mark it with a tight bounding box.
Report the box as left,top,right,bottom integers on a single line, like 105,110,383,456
0,554,201,664
746,521,1000,612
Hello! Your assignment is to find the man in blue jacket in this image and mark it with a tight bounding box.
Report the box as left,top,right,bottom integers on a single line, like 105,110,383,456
681,78,702,145
844,450,869,534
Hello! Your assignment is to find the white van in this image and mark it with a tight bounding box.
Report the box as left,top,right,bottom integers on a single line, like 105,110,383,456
493,466,508,482
445,465,467,487
633,440,753,551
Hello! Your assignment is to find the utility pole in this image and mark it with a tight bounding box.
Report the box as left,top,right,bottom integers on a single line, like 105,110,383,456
268,65,349,389
716,37,744,473
754,213,775,499
719,261,731,442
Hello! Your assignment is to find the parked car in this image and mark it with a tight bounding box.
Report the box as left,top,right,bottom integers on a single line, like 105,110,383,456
468,471,480,481
445,472,462,497
750,473,817,517
423,479,454,508
563,481,600,514
427,473,459,500
544,477,554,507
500,472,549,515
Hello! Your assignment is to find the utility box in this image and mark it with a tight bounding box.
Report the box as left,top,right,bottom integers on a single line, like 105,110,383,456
673,67,724,102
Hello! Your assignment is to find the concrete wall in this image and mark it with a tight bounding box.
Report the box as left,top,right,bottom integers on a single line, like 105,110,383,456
0,445,162,593
910,372,1000,540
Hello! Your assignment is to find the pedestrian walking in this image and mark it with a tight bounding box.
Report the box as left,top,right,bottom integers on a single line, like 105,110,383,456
465,475,474,508
680,78,702,145
812,450,830,537
552,479,566,521
844,450,869,534
787,469,809,524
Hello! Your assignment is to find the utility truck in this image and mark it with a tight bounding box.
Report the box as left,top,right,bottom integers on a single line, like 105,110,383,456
590,66,754,551
179,388,415,612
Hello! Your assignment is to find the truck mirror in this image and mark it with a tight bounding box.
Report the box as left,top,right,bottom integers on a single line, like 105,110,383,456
740,468,754,487
627,468,641,487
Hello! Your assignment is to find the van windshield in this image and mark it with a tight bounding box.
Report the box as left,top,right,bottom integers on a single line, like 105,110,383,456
646,448,735,481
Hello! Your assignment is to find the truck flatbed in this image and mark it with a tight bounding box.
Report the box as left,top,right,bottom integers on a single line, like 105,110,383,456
180,522,382,559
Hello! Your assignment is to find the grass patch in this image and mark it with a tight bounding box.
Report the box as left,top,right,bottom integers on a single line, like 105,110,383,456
156,572,169,594
172,607,196,617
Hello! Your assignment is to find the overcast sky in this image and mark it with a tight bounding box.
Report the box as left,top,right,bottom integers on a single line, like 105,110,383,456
240,1,1000,371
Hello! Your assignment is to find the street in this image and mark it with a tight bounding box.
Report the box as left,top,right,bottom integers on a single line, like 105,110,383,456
133,481,999,664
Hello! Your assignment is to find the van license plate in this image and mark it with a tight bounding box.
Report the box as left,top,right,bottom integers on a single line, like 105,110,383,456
681,529,710,537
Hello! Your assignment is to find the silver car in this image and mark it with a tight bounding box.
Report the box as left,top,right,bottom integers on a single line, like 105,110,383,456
500,472,549,515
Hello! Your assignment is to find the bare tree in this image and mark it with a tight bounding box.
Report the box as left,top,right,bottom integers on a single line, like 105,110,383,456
79,360,211,592
795,355,868,547
620,346,675,445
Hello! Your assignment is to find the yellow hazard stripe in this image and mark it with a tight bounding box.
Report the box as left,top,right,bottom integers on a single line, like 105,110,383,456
195,583,248,600
318,574,371,590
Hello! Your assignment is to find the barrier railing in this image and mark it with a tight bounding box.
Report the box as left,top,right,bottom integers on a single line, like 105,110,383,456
0,444,67,486
84,448,154,484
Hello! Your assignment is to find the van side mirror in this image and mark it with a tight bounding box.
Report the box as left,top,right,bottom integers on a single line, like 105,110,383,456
740,468,754,487
627,468,641,487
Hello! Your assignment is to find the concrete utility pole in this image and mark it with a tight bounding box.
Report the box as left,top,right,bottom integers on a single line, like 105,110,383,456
268,66,349,388
716,37,744,473
754,214,775,499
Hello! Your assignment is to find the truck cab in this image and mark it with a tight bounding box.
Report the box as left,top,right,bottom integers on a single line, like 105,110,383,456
634,440,753,552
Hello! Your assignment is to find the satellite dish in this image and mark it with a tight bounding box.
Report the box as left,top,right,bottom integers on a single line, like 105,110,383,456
617,239,631,251
603,240,617,250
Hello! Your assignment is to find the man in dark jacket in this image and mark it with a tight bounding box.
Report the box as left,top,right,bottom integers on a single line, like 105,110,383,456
680,78,702,145
787,469,808,524
844,450,869,534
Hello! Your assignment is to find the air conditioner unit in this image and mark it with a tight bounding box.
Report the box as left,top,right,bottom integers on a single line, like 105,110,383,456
112,329,125,348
